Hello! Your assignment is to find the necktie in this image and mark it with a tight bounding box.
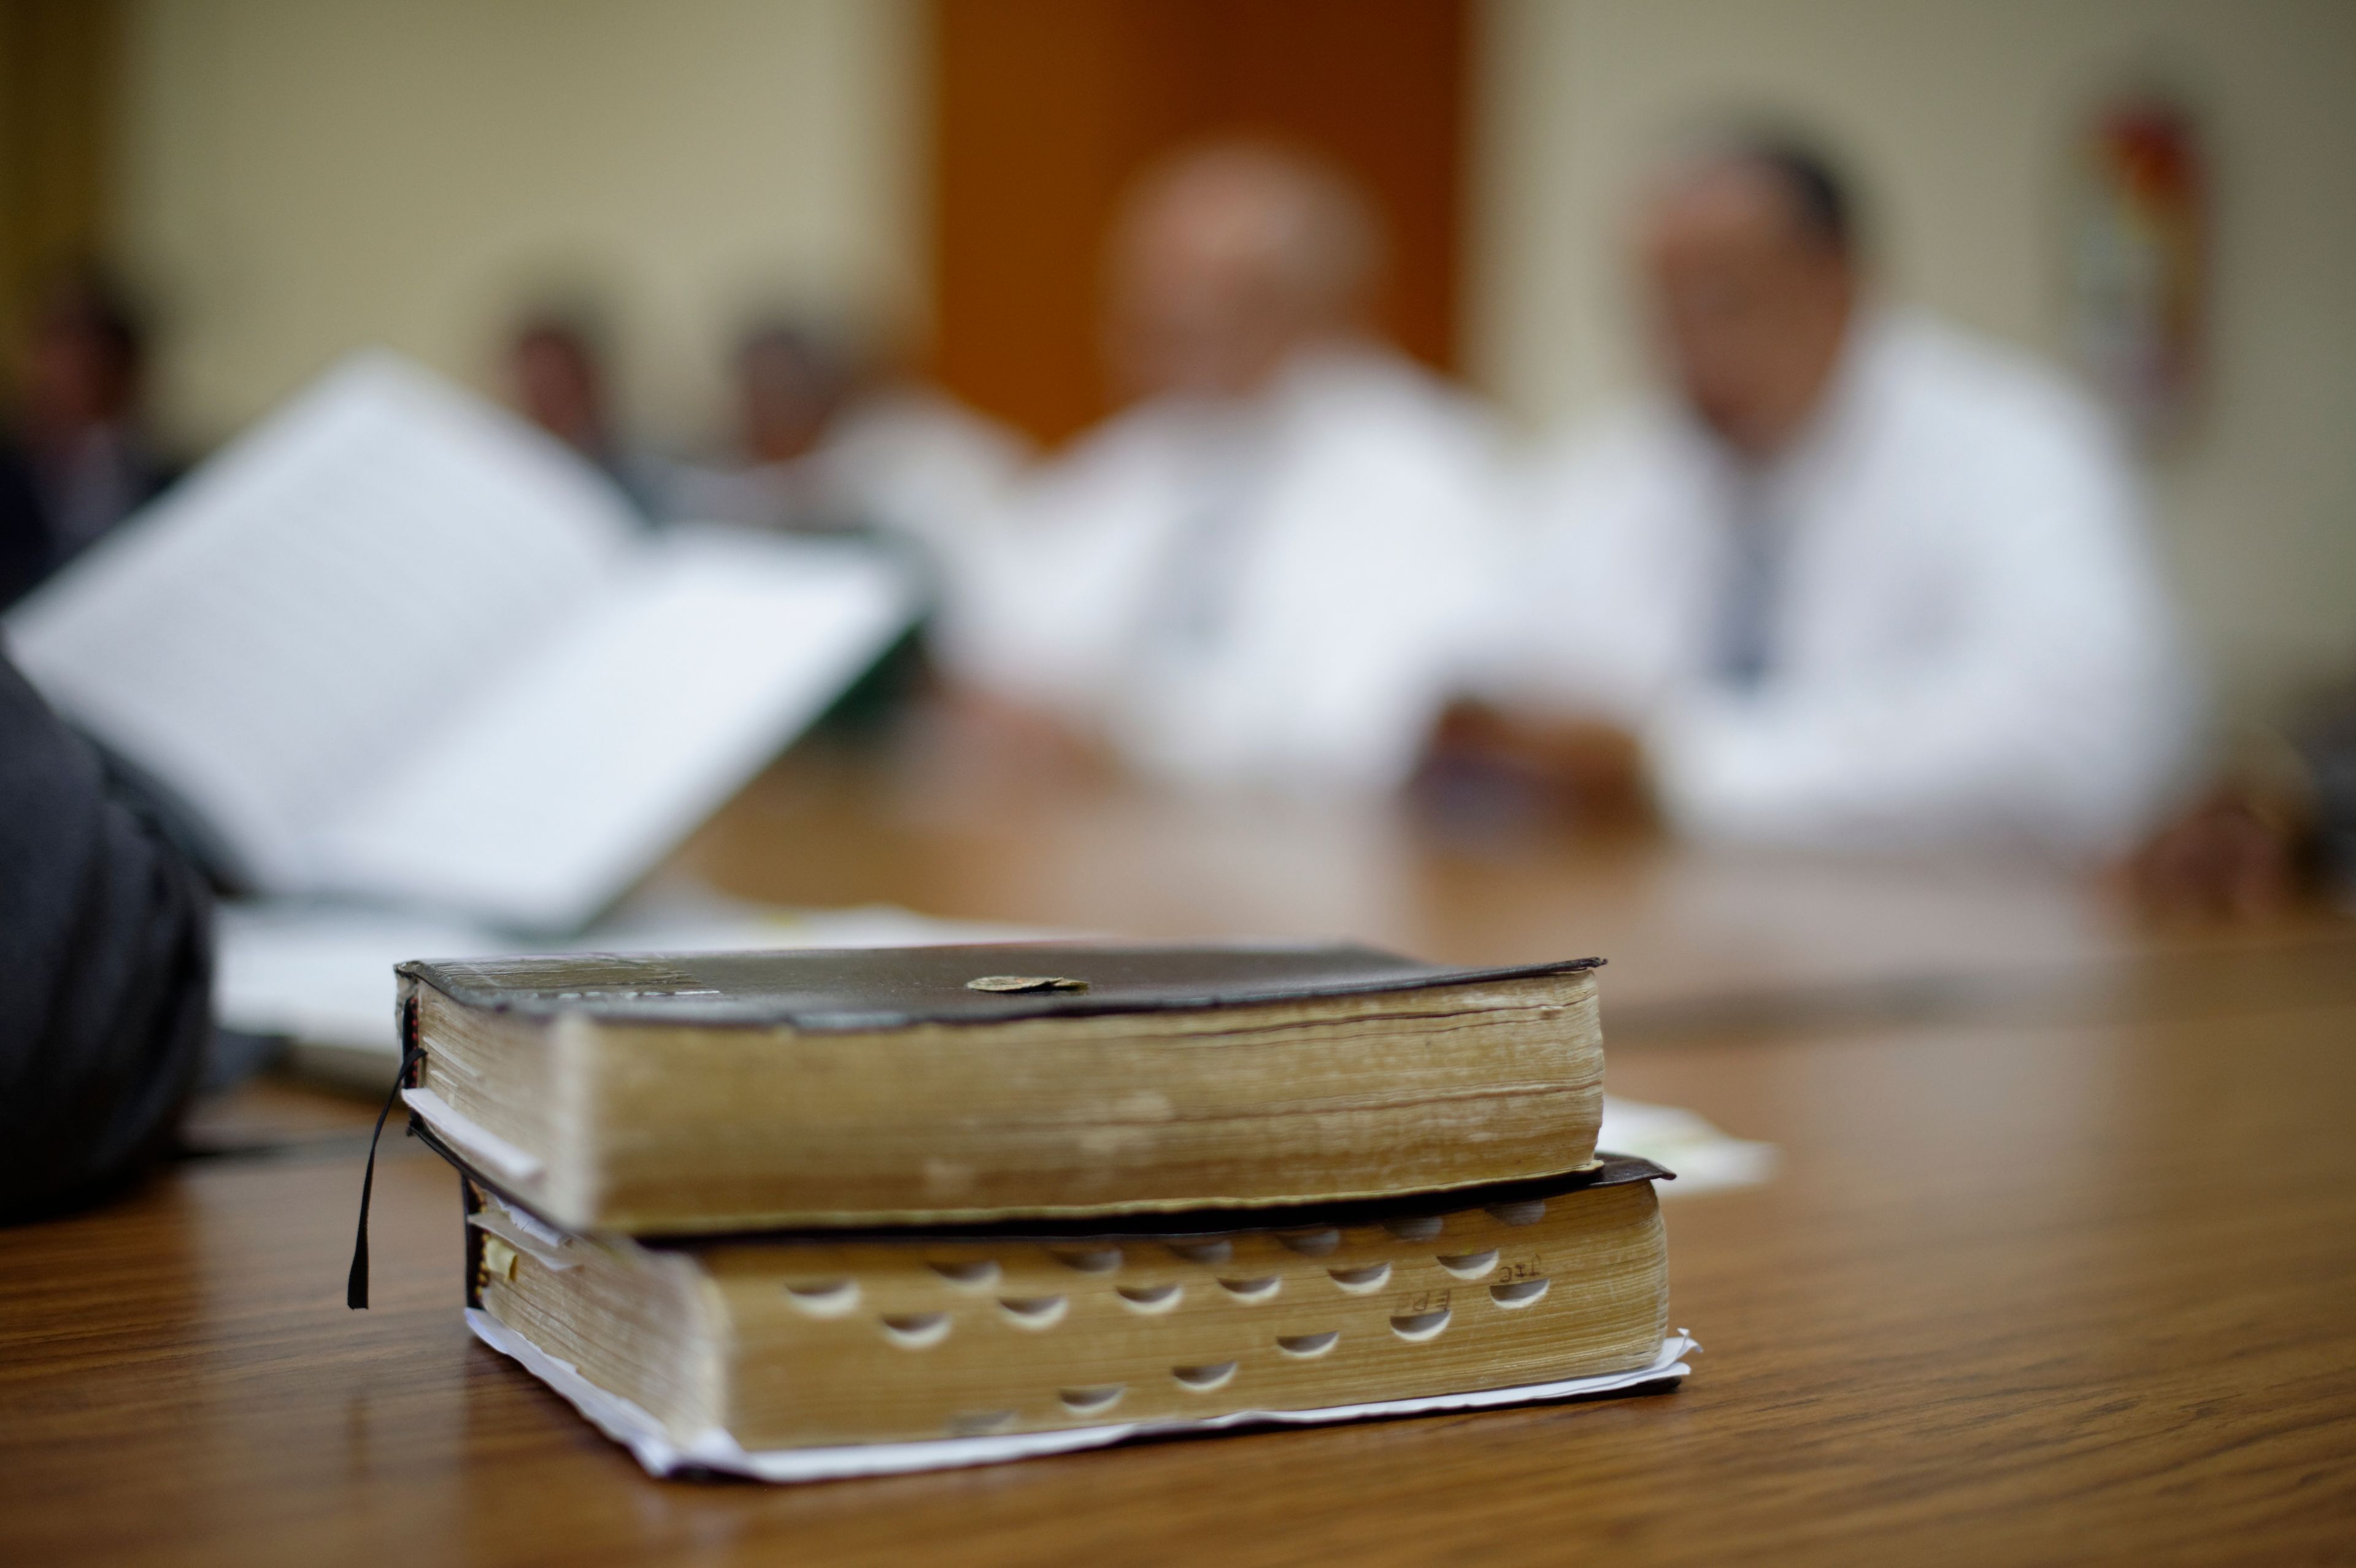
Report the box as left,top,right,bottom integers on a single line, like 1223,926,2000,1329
1144,429,1265,660
1714,485,1780,691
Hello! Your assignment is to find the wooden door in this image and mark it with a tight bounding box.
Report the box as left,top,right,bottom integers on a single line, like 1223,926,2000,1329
928,0,1471,446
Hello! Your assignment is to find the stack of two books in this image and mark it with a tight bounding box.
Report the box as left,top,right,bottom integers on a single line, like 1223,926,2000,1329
375,943,1693,1480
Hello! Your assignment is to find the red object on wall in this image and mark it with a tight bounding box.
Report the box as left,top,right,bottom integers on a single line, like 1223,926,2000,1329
2072,98,2208,446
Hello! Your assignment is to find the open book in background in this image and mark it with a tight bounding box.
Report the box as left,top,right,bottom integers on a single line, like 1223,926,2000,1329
3,353,916,932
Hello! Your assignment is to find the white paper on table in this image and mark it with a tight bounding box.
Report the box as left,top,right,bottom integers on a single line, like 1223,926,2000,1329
309,526,910,929
463,1307,1698,1483
1600,1096,1778,1194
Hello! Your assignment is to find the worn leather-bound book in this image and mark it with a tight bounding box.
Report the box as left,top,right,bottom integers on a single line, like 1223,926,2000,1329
395,943,1606,1233
447,1152,1682,1480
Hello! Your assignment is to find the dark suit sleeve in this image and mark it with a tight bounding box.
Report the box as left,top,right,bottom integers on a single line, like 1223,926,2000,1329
0,652,213,1221
0,444,51,610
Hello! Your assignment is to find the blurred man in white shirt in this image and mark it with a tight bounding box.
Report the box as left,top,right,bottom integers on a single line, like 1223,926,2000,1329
936,143,1499,793
1469,139,2191,855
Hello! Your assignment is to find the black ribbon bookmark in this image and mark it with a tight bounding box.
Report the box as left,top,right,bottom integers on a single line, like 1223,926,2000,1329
347,1038,426,1310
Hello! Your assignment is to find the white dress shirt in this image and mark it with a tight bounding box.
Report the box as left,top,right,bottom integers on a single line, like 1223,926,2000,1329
1490,310,2194,855
936,343,1501,792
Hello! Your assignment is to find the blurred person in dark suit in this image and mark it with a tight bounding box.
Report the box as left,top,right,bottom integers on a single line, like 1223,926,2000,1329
1458,136,2191,855
0,266,177,609
505,311,669,522
666,317,1023,541
0,650,213,1221
935,142,1498,792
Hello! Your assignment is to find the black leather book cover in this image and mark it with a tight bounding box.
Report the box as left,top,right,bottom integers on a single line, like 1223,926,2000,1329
399,942,1603,1031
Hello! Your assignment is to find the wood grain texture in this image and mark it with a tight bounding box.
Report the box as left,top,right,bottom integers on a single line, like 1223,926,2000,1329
5,758,2354,1564
674,747,2356,1028
6,972,2352,1564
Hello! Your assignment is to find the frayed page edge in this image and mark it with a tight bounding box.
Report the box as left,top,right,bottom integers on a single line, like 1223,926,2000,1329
463,1306,1696,1483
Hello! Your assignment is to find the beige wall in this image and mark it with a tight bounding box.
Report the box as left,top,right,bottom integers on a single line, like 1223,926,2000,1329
112,1,2353,716
115,0,926,452
1468,0,2356,719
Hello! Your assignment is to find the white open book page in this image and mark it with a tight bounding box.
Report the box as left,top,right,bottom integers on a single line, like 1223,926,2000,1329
4,353,915,929
312,527,910,929
3,355,634,887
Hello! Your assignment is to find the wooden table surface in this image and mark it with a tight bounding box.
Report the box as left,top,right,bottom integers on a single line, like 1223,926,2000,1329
678,746,2356,1034
6,753,2355,1566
